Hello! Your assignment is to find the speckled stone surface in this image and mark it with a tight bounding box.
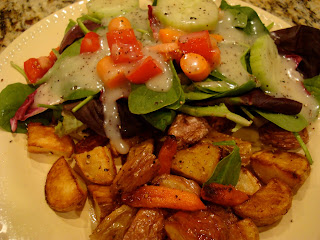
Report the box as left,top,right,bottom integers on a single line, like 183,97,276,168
0,0,319,53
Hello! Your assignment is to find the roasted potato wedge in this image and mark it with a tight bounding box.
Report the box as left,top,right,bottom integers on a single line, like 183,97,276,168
45,157,87,212
171,142,220,183
168,114,210,148
233,178,293,226
90,205,137,240
74,146,116,185
152,174,201,196
202,130,252,165
251,150,311,192
229,218,260,240
123,208,165,240
27,123,74,157
235,168,261,195
259,122,309,150
88,185,118,222
111,139,159,194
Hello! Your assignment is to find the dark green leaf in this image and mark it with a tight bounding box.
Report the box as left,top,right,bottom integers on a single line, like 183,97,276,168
220,0,269,35
205,140,241,186
128,61,182,114
255,110,308,132
64,89,98,101
303,75,320,104
143,109,176,131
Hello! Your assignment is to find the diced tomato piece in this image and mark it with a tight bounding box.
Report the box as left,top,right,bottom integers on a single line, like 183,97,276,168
96,56,128,88
24,58,52,83
106,29,143,64
126,56,163,84
80,32,101,54
178,30,217,65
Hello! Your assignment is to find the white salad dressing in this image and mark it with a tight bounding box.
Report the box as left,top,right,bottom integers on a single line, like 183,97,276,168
214,11,259,85
100,84,131,154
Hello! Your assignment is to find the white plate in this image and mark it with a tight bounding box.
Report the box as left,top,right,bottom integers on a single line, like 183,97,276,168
0,1,319,239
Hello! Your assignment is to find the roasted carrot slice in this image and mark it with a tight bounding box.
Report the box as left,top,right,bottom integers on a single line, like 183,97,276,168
201,182,249,206
158,135,178,175
122,185,206,211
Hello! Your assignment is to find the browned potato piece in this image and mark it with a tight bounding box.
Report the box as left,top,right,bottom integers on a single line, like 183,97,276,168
45,157,87,212
259,122,309,150
165,210,228,239
123,208,165,240
74,146,116,185
152,174,201,196
171,142,220,184
168,114,210,148
27,123,74,157
235,168,261,195
229,219,260,240
202,130,252,165
251,150,311,192
111,139,159,194
90,205,137,240
88,185,118,222
233,178,293,226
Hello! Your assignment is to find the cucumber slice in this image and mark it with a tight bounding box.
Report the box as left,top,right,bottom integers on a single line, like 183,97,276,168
87,0,139,19
154,0,219,32
250,34,280,93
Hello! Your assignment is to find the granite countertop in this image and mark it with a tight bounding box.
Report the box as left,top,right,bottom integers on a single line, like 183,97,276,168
0,0,319,54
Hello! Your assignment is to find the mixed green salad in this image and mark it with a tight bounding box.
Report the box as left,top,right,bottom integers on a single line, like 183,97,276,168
0,0,320,157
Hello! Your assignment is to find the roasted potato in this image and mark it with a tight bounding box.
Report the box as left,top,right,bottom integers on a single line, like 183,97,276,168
152,174,201,196
123,208,165,240
259,122,309,150
111,139,159,194
168,114,210,148
171,142,221,183
233,178,293,227
202,130,252,165
251,150,311,192
27,123,74,157
45,157,87,212
74,146,117,185
88,185,118,222
235,168,261,195
229,219,260,240
165,210,228,239
90,205,137,240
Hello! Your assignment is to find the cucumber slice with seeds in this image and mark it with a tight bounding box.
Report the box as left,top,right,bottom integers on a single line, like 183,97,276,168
154,0,219,32
250,34,280,93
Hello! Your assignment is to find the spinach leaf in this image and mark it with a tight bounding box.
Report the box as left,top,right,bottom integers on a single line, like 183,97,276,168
64,89,99,101
205,140,241,186
255,110,308,132
220,0,269,35
303,75,320,104
0,83,52,133
178,104,252,127
36,40,81,85
128,61,182,114
143,109,176,131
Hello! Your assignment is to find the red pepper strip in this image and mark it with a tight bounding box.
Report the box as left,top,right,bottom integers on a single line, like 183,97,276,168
178,30,216,65
106,28,143,64
126,56,163,84
80,32,101,53
158,135,178,175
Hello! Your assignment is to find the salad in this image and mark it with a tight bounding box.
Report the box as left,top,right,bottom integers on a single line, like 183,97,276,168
0,0,320,239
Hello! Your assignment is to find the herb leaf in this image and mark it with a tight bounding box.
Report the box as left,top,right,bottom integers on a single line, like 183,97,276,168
205,140,241,186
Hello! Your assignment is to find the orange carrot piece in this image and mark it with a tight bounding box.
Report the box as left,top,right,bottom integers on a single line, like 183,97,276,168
201,183,249,207
158,135,177,175
122,186,206,211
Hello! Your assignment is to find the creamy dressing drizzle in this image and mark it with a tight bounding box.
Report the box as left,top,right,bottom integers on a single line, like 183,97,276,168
101,84,131,154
